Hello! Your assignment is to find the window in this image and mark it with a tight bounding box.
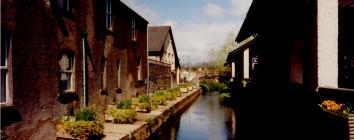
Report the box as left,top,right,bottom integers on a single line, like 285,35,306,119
131,17,136,41
1,30,10,104
57,0,71,11
136,57,142,80
116,59,121,88
59,52,74,91
105,0,112,29
101,57,107,90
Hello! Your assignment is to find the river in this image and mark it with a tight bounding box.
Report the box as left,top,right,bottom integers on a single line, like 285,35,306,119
150,91,237,140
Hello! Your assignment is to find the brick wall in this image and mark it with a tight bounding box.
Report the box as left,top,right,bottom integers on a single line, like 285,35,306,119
148,60,171,93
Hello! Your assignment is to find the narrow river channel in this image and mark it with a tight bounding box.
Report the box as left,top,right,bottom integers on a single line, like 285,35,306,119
150,91,237,140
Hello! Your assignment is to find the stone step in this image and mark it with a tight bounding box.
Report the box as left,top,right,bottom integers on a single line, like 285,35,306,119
350,131,354,135
349,114,354,117
350,134,354,139
349,121,354,124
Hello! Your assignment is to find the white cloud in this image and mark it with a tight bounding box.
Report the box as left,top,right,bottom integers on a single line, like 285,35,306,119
203,3,225,18
173,21,243,64
162,20,177,28
120,0,160,24
230,0,252,16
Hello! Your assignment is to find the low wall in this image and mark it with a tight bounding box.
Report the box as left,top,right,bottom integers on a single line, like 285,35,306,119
103,88,201,140
148,60,172,93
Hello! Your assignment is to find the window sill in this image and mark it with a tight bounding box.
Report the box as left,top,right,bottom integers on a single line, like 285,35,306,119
100,89,108,95
58,90,78,104
105,29,115,36
115,88,122,94
1,102,14,108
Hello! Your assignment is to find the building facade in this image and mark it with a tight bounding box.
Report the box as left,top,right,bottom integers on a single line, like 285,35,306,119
148,26,180,93
227,0,354,95
1,0,148,139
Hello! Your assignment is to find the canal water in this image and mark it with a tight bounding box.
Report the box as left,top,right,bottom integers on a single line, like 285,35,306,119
151,91,237,140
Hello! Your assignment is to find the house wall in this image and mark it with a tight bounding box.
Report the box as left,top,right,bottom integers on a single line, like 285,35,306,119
1,0,148,139
317,0,338,88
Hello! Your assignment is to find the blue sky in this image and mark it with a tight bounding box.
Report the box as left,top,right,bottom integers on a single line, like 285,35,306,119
121,0,252,64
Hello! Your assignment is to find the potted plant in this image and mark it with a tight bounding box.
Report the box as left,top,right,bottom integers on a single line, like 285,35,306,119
133,95,152,113
106,100,137,124
61,107,104,139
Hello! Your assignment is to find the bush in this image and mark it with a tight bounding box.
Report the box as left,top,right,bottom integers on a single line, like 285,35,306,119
199,83,209,91
75,107,96,121
151,95,167,108
138,95,150,103
165,92,176,101
219,92,231,98
63,120,104,138
106,106,137,124
133,95,152,112
116,99,132,109
62,107,103,138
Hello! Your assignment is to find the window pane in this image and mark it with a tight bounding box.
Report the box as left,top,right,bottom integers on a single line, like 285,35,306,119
1,30,8,66
1,69,6,102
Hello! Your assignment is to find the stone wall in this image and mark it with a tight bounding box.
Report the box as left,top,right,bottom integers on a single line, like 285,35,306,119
148,60,171,93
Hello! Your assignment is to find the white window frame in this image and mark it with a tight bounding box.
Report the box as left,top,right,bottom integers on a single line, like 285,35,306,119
131,17,136,41
105,0,112,29
59,53,75,92
1,30,12,107
136,57,142,80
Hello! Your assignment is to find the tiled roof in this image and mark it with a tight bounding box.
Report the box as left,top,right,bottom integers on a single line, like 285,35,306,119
148,26,171,52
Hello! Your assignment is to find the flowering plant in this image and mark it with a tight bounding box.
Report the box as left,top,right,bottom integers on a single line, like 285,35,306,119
319,100,352,117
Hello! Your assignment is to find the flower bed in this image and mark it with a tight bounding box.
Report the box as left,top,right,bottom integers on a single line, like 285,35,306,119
60,107,104,139
319,100,352,118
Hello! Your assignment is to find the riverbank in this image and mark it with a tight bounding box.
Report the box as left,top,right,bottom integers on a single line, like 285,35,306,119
102,88,200,140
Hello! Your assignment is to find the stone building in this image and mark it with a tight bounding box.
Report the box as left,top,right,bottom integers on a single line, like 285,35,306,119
1,0,148,139
148,26,180,93
226,0,353,139
227,0,353,94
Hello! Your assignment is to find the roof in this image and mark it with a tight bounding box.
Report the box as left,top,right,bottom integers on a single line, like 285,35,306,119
148,26,171,52
148,26,180,68
119,1,149,23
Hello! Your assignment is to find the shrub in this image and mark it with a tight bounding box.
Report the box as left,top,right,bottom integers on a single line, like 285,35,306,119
165,92,176,101
151,95,167,108
155,91,166,96
75,107,96,121
199,83,209,91
219,92,231,98
62,107,103,138
133,95,152,112
63,120,104,138
116,99,132,109
138,95,150,103
106,106,137,124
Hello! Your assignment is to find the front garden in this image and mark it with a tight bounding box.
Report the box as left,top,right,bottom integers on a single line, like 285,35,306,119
58,83,199,139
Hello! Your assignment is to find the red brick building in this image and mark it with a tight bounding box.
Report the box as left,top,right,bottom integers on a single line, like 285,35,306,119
1,0,148,139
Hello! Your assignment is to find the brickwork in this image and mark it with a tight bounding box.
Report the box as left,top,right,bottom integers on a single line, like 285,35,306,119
1,0,148,139
148,60,171,93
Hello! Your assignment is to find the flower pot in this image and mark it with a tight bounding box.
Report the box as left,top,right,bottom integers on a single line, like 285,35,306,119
180,88,188,93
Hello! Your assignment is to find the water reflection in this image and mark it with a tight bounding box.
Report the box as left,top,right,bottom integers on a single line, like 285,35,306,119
151,91,237,140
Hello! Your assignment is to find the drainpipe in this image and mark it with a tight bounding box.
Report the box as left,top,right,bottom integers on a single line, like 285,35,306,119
80,29,89,107
82,38,88,107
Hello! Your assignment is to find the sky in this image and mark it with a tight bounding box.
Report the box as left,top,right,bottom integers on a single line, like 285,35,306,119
121,0,253,64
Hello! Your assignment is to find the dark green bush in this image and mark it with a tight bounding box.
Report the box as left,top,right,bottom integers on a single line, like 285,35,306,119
116,99,132,109
75,107,96,121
